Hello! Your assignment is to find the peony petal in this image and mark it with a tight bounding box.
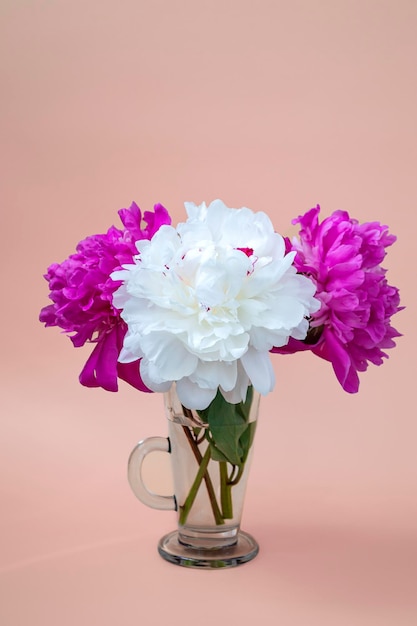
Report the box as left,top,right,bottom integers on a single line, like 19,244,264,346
79,342,103,389
313,329,359,393
79,329,119,392
176,378,217,410
190,360,238,392
220,362,249,403
117,361,151,392
140,332,198,380
241,348,275,395
139,360,172,392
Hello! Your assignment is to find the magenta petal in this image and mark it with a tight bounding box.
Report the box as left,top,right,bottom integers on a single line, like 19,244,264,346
118,202,171,243
143,203,172,233
79,330,119,392
118,202,143,241
271,337,314,354
94,328,120,391
39,304,57,326
79,342,104,389
114,322,152,392
79,324,152,393
313,329,359,393
117,361,152,393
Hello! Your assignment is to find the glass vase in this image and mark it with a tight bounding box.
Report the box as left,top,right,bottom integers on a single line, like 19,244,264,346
128,384,260,569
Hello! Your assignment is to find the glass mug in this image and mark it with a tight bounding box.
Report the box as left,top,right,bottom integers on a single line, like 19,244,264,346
128,384,260,568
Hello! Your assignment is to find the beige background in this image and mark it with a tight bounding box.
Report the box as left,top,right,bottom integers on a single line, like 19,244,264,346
1,1,416,624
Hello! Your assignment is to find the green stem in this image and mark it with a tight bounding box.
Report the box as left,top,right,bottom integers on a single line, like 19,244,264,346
181,426,224,526
228,463,245,486
219,461,233,519
179,445,212,525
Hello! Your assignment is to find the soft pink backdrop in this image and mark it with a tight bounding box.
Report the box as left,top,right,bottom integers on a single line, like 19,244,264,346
1,1,416,624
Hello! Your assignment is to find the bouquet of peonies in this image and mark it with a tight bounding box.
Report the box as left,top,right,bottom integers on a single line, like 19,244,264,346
40,199,402,406
40,199,402,537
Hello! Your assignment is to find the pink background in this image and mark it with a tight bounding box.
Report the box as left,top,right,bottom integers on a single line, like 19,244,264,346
1,1,416,624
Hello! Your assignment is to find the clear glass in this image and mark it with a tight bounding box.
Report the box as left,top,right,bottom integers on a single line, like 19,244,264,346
128,385,260,569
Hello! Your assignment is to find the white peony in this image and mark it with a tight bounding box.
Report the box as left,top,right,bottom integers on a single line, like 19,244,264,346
112,200,320,409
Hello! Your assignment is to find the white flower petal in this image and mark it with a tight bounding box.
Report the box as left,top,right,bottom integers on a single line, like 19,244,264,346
190,360,238,392
119,332,144,362
139,361,172,392
140,333,198,381
176,378,217,410
241,348,275,396
220,362,249,403
184,201,207,221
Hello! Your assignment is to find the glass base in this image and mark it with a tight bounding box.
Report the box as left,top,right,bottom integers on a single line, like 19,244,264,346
157,530,259,569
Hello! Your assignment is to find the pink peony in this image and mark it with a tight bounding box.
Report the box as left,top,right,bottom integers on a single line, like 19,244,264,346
272,205,402,393
39,202,171,392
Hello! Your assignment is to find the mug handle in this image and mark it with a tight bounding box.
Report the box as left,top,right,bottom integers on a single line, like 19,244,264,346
128,437,176,511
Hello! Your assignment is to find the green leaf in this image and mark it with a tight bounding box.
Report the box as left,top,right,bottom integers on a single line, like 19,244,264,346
239,421,257,465
197,387,256,467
